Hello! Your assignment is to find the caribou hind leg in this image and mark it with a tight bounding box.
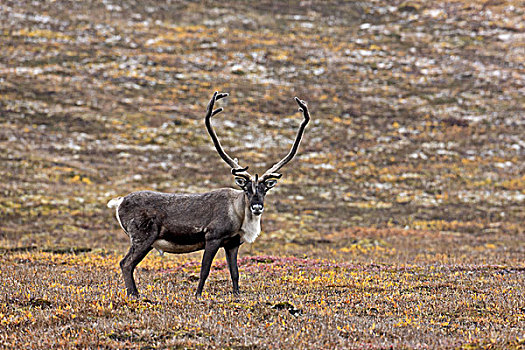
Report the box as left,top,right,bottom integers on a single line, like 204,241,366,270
120,242,154,297
120,216,160,297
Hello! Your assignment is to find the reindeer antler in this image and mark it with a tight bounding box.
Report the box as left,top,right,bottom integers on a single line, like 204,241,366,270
205,91,251,178
261,97,310,180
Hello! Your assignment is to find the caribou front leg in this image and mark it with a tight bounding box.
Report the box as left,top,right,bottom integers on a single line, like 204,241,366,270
195,238,222,296
224,237,241,295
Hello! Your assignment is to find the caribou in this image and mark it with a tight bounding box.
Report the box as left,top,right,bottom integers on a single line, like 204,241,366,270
108,92,310,296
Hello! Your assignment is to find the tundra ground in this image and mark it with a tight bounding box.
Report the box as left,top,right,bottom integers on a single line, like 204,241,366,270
0,0,524,348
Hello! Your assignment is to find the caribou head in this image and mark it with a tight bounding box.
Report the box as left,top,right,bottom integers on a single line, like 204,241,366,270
205,92,310,216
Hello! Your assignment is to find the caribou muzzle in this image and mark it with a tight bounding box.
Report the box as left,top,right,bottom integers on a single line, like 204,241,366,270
250,203,264,216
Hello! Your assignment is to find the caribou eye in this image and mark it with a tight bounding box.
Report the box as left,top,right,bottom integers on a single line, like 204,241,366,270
234,177,247,187
265,179,277,188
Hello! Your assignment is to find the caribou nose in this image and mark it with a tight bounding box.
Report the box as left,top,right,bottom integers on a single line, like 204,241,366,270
250,203,264,215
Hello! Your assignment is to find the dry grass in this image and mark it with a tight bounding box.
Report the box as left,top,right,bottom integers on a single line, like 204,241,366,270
1,240,523,349
1,228,523,349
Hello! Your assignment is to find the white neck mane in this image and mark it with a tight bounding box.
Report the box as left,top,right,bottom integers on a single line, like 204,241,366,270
241,211,261,244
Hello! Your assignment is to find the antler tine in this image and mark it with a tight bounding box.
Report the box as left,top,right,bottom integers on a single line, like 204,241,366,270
261,97,310,180
205,92,250,175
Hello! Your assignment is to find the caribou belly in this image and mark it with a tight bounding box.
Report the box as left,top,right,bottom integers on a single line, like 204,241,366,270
152,239,205,254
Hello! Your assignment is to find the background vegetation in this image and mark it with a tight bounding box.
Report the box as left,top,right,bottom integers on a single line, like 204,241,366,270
0,0,523,348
